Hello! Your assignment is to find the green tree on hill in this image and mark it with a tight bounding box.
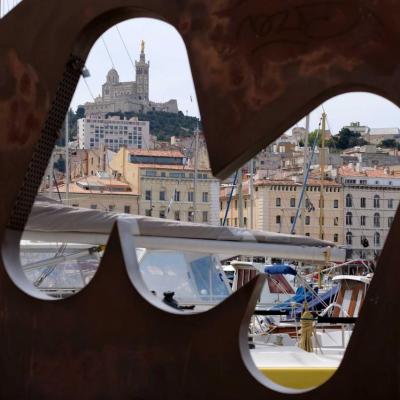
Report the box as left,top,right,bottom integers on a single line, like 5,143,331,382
379,138,398,148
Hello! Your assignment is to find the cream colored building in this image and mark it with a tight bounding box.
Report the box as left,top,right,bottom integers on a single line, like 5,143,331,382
220,179,344,244
109,148,220,224
53,174,139,214
339,165,400,260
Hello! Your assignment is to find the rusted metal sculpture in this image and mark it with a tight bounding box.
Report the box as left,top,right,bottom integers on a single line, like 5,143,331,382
0,0,399,398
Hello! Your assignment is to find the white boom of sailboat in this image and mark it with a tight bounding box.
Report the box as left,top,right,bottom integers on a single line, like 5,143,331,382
21,199,346,263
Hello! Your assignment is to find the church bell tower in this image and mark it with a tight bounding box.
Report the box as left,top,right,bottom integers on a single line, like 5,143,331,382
135,40,149,101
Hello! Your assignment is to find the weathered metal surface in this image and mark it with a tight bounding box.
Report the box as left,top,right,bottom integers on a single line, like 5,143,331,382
0,0,399,398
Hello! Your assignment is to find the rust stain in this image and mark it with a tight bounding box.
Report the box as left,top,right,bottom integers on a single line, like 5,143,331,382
0,49,48,148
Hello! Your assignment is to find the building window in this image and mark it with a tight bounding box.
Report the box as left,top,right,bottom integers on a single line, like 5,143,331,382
276,197,281,207
360,216,366,226
388,216,394,227
234,218,238,226
174,211,180,221
72,203,79,208
361,235,368,246
305,233,310,237
226,218,230,226
374,232,380,246
188,211,194,222
160,191,166,201
388,199,394,209
244,217,247,226
174,191,180,202
276,215,281,224
202,192,209,202
373,212,380,227
109,205,115,211
334,217,338,226
346,212,352,226
290,216,295,224
360,197,366,208
290,197,296,207
345,194,352,207
334,233,338,242
346,231,353,245
90,204,97,210
234,200,238,209
333,199,339,209
188,191,194,202
145,209,152,216
159,210,166,219
374,195,380,208
145,190,152,201
124,205,131,214
202,211,208,223
305,215,310,225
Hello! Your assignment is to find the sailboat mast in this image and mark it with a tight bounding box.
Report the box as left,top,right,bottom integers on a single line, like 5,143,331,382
300,114,310,235
193,124,199,222
249,159,254,229
238,167,243,227
319,112,326,240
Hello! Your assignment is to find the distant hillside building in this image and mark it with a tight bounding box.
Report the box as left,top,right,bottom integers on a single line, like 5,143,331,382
83,41,178,117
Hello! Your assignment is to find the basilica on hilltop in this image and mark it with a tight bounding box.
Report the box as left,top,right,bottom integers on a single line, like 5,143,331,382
84,40,178,116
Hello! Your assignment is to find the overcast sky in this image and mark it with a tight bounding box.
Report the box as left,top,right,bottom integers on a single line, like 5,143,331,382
70,18,400,135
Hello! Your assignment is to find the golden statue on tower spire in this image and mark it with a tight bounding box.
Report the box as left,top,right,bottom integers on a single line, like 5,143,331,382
140,40,145,53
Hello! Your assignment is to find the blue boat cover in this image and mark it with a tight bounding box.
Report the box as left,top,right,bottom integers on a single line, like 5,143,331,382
270,286,315,311
264,264,297,276
294,285,339,316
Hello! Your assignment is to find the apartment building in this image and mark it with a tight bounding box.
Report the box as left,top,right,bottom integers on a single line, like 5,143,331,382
78,115,150,151
220,178,344,244
109,148,220,224
339,166,400,260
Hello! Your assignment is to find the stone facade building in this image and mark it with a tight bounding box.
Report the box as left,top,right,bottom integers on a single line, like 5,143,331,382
220,178,344,245
84,41,178,116
339,166,400,260
109,148,220,224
